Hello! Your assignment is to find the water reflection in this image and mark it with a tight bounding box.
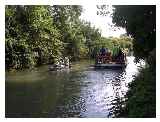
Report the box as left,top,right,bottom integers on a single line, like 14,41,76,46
6,56,143,118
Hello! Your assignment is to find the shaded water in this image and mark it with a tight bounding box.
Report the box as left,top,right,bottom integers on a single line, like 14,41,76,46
5,56,144,118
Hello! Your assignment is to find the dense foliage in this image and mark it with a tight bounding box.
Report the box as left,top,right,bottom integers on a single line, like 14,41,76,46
6,6,63,69
121,67,156,117
112,5,156,117
112,5,156,63
5,5,132,70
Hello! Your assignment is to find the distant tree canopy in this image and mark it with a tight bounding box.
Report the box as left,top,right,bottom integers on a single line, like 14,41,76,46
112,5,156,64
91,36,133,57
5,5,133,70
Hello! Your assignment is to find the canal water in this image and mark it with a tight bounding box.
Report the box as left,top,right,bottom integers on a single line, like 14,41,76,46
5,56,144,118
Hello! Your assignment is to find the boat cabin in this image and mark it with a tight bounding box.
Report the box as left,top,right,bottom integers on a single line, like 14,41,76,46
95,49,127,68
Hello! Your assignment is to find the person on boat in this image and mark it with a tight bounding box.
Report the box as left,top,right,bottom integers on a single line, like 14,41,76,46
104,49,112,63
97,46,107,63
100,46,107,56
116,48,126,64
98,47,113,63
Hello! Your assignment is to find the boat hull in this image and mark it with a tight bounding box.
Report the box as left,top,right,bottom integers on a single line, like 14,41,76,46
94,63,127,69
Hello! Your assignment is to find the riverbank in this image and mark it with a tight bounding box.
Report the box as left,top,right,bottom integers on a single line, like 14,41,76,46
118,66,156,117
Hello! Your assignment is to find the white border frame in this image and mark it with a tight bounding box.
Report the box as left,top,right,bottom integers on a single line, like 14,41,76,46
1,0,160,121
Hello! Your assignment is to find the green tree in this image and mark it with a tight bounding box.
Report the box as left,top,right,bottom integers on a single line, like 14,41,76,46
112,5,156,63
5,5,62,69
